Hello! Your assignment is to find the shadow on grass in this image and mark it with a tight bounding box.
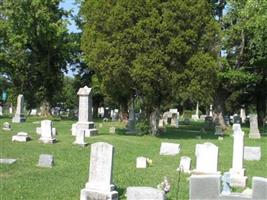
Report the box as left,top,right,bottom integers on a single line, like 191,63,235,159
157,126,226,140
117,187,126,199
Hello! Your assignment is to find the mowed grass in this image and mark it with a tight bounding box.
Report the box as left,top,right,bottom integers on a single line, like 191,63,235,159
0,116,266,200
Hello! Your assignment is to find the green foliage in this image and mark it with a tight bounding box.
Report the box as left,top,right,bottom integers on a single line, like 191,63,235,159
0,0,73,108
81,0,220,133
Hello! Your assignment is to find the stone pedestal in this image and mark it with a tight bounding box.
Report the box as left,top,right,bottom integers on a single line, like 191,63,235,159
72,86,98,137
12,94,25,123
249,114,261,139
80,142,118,200
229,130,247,188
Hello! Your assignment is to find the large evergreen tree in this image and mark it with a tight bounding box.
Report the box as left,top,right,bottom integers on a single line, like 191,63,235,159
81,0,220,135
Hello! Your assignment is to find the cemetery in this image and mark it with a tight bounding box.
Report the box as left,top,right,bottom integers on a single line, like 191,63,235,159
1,0,267,200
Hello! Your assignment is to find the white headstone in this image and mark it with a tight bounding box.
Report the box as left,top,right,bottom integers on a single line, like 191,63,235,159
37,154,54,168
30,109,37,115
39,120,56,144
240,108,246,123
0,158,16,164
136,157,147,169
126,187,165,200
109,127,116,134
73,130,87,147
229,130,247,187
12,132,31,142
12,94,26,123
177,156,191,173
249,114,261,139
72,86,98,137
193,143,219,174
159,142,180,156
232,123,242,132
158,119,164,128
0,105,3,116
80,142,118,200
2,122,11,131
244,147,261,161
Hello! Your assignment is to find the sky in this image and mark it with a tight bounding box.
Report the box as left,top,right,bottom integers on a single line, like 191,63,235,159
59,0,80,33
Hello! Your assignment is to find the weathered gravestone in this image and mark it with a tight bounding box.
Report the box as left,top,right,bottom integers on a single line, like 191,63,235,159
37,154,54,168
126,187,165,200
0,158,16,164
0,105,3,116
177,156,191,173
80,142,118,200
240,108,246,123
39,120,56,144
12,132,31,142
189,175,267,200
73,130,87,147
221,172,231,195
2,122,11,131
12,94,26,123
193,143,220,174
249,114,261,139
229,130,247,188
244,147,261,161
232,123,242,132
72,86,98,137
136,157,147,169
171,113,178,127
159,142,180,156
109,127,116,134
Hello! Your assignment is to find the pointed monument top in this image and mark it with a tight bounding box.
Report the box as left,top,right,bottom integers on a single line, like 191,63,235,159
77,86,92,96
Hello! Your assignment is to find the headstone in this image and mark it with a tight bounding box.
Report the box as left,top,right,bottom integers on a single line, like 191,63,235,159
80,142,118,200
244,147,261,161
163,111,172,125
232,123,242,132
72,86,98,137
99,123,103,128
240,108,246,123
190,175,267,200
158,119,164,128
0,105,3,116
37,154,54,168
2,122,11,131
12,132,31,142
177,156,191,173
159,142,180,156
9,105,13,114
221,172,231,195
193,142,219,174
126,187,165,200
249,114,261,139
170,113,178,127
12,94,26,123
229,130,247,188
39,120,56,144
30,109,37,115
200,115,206,121
73,130,87,147
190,175,220,199
0,158,16,164
136,157,147,169
209,105,213,117
109,127,116,134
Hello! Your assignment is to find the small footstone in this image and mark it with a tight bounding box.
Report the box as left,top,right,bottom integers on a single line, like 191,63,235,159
37,154,54,168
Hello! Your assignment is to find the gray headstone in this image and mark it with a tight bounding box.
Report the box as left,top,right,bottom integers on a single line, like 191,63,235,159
244,147,261,161
190,175,220,199
126,187,165,200
2,122,11,131
222,172,231,195
37,154,54,168
252,177,267,200
249,114,261,139
159,142,180,156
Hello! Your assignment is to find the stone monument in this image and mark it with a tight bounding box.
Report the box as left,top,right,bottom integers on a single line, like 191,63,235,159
249,114,261,139
229,129,247,187
72,86,98,137
12,94,26,123
80,142,118,200
73,130,87,147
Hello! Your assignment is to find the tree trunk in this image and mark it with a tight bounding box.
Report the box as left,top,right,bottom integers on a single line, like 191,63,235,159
119,103,128,122
40,101,51,117
149,106,160,136
256,76,267,128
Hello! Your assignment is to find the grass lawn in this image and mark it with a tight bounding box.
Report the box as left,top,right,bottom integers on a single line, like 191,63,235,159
0,116,266,200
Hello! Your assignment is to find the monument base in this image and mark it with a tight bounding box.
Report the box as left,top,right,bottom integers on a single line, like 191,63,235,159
191,170,221,175
73,141,88,147
80,188,118,200
72,122,98,137
12,114,25,123
229,168,247,188
249,133,261,139
39,137,56,144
